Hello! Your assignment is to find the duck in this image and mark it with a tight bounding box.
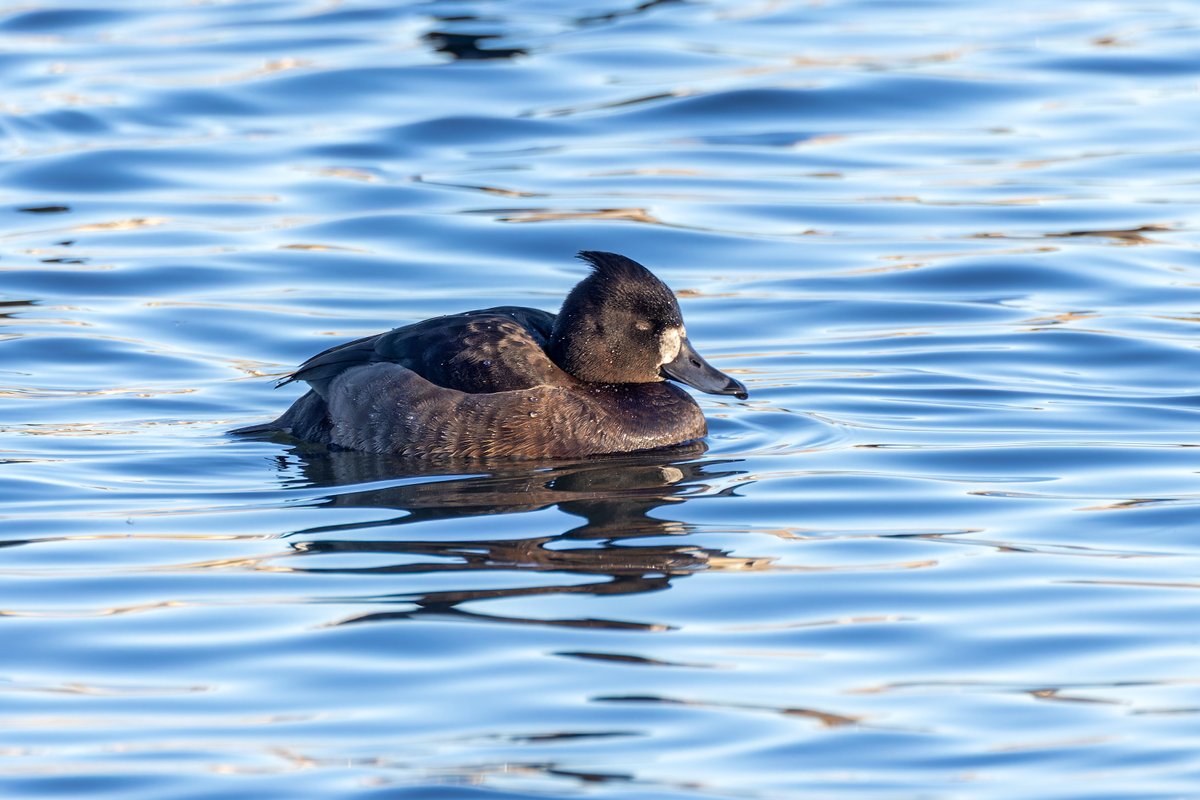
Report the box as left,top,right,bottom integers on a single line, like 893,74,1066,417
231,251,747,458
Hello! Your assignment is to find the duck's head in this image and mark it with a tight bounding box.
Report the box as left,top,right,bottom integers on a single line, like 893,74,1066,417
547,251,748,399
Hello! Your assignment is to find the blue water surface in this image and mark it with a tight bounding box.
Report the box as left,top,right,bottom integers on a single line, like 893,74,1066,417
1,1,1199,797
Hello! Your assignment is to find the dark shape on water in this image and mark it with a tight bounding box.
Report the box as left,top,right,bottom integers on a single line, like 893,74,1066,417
17,205,70,213
232,251,747,458
1045,224,1171,244
424,31,527,60
577,0,683,26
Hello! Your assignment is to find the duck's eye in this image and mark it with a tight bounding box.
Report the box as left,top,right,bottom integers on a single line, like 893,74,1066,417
634,320,653,332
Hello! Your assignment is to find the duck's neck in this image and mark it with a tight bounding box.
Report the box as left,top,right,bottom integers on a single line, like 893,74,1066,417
547,323,625,384
548,296,611,383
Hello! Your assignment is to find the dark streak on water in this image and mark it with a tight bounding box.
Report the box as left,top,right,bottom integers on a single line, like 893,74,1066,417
1,1,1199,798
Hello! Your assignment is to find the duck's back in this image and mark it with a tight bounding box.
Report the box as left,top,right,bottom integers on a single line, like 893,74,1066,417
287,306,564,397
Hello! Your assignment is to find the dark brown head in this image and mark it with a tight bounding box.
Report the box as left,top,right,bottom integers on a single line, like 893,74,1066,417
547,251,747,399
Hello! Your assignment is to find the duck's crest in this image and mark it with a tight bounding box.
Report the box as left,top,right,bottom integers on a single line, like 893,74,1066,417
576,250,655,283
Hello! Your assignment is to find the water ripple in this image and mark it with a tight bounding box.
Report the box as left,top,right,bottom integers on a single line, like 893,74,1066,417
2,0,1200,798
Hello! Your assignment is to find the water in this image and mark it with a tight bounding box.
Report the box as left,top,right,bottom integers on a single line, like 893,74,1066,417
2,0,1199,797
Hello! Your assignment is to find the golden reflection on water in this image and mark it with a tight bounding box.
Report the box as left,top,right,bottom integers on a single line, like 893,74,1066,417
305,166,381,183
71,217,168,232
852,678,1200,719
1021,310,1098,327
145,57,314,88
0,261,116,273
590,167,703,177
493,207,665,225
721,614,914,634
1030,688,1118,705
1066,579,1200,591
0,600,191,618
864,246,1058,274
0,677,209,697
1078,496,1189,511
151,553,295,573
277,243,370,252
414,175,543,197
861,194,1075,206
970,224,1175,245
990,735,1116,752
8,422,135,436
0,386,196,400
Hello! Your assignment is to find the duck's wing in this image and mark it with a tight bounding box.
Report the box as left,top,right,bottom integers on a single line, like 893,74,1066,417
282,306,563,397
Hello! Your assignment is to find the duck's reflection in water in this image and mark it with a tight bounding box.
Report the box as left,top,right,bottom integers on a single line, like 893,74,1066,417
271,444,755,629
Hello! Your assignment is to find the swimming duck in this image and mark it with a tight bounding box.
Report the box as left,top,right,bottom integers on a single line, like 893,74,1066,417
232,251,747,458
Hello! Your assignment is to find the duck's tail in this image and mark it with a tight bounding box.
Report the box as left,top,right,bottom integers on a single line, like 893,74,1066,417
228,420,280,435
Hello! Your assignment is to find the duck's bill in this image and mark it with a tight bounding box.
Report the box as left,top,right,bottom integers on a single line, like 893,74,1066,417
662,338,748,400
